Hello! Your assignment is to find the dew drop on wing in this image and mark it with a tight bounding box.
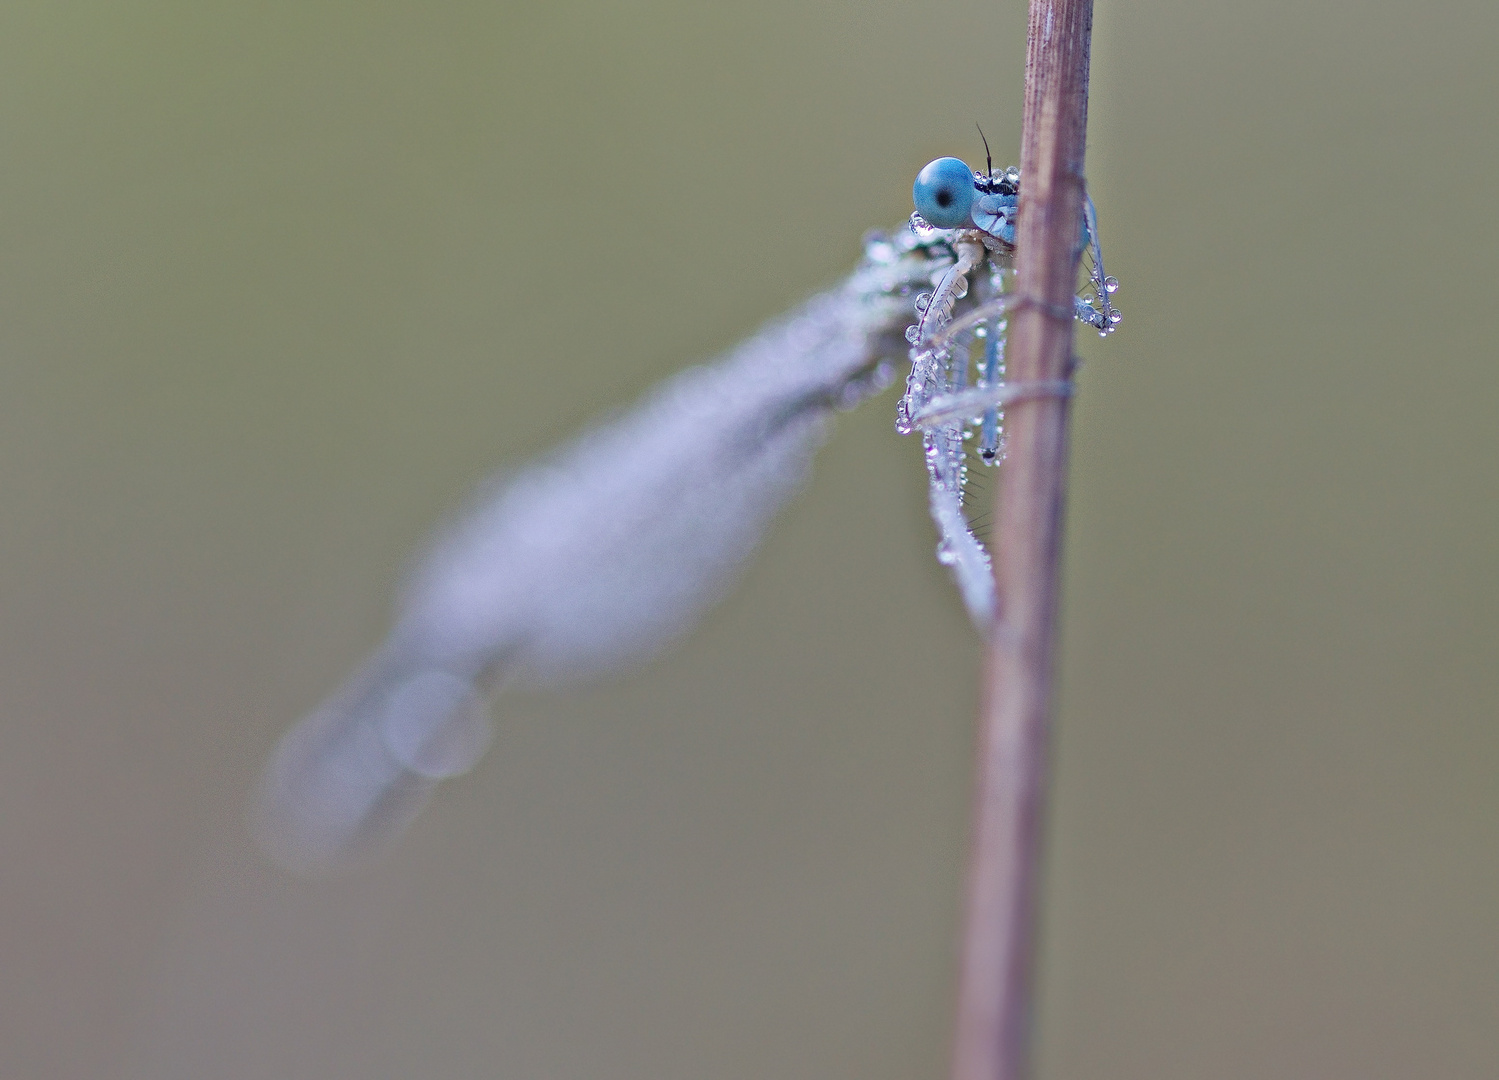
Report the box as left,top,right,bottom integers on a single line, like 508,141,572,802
253,656,493,876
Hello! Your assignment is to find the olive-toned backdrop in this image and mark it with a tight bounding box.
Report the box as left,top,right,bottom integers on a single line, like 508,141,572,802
1,2,1494,1077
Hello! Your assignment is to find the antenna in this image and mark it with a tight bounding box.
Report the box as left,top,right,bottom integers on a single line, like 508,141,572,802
976,123,994,180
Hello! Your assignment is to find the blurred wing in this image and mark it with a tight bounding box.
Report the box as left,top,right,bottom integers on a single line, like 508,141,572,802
255,278,912,874
254,655,491,873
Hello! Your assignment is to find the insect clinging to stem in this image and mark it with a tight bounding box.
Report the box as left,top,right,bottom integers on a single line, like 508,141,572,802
253,147,1121,874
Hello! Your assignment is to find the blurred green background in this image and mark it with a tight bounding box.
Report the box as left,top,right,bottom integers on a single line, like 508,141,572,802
1,1,1495,1077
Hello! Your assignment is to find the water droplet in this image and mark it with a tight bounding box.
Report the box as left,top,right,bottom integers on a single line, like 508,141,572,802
1108,308,1123,323
1104,276,1120,293
905,325,921,344
914,292,932,313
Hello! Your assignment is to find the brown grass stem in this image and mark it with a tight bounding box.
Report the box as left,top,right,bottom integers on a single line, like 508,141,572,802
949,3,1095,1080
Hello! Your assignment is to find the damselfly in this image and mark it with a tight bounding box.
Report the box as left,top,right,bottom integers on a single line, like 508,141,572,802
255,153,1120,873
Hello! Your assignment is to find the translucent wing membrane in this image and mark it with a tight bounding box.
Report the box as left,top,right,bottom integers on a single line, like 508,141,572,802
254,238,939,874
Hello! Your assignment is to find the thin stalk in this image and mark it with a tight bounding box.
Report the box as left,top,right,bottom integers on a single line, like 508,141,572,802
949,4,1094,1080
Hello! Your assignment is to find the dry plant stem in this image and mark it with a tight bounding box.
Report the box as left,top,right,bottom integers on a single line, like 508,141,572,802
949,3,1094,1080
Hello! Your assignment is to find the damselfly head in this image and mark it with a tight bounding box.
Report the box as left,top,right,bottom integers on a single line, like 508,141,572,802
912,158,1020,247
912,157,977,229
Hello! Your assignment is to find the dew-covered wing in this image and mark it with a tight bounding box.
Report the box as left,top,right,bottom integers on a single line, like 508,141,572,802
254,275,914,873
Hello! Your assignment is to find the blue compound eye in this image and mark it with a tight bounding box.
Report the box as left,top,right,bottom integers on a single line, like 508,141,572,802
912,157,976,229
